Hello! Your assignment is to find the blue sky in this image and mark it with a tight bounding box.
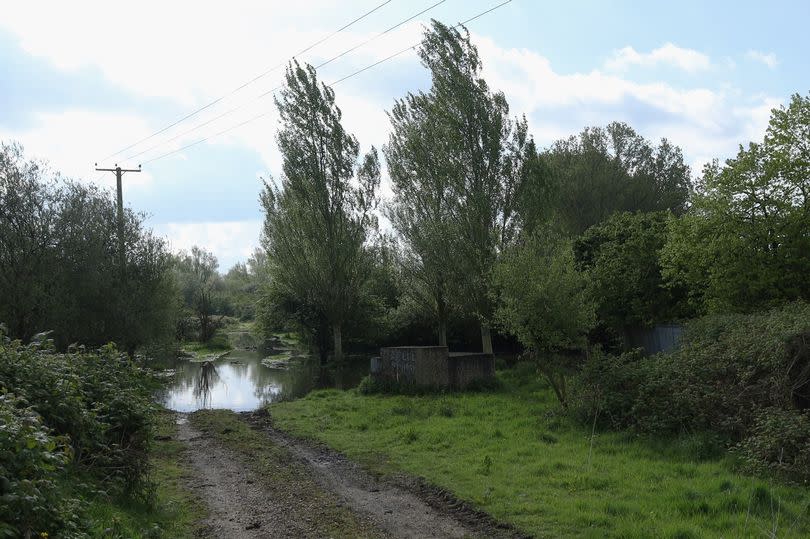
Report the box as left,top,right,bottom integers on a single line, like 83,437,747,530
2,0,808,270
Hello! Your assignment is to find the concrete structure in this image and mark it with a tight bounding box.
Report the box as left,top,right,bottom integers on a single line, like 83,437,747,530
372,346,494,389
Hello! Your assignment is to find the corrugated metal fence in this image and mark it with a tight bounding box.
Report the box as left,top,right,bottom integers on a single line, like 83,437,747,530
624,324,683,355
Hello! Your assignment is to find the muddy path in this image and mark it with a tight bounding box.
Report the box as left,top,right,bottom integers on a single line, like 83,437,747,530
176,410,525,538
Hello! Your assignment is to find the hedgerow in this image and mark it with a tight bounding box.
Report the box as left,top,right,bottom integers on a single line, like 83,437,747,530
0,328,158,537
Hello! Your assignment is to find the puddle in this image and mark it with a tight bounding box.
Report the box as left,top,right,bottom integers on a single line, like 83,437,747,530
158,349,368,412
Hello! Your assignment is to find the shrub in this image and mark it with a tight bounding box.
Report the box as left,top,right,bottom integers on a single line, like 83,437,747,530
0,337,156,497
571,302,810,477
0,393,83,538
570,349,646,428
632,303,810,439
736,407,810,484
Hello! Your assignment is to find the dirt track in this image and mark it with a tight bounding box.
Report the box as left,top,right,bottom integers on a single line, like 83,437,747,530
176,410,524,538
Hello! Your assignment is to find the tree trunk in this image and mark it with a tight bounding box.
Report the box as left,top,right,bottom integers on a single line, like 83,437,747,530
332,322,343,363
436,288,447,346
437,298,448,347
481,322,493,354
438,318,448,347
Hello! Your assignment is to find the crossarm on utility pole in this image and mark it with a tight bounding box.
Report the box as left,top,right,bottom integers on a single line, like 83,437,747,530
94,163,142,272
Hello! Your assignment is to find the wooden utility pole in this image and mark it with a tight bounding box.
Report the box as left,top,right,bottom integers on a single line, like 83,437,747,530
94,163,141,270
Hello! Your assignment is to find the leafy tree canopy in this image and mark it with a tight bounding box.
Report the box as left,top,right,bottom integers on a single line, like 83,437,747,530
661,92,810,313
546,122,692,235
574,211,692,330
260,61,380,361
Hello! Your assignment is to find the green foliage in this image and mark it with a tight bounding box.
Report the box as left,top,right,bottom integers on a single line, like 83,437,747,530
736,407,810,484
173,246,220,342
494,229,594,404
573,302,810,478
570,348,646,429
0,393,81,538
0,142,177,351
638,303,810,438
385,87,459,346
495,230,594,355
402,21,544,352
260,61,380,362
0,327,166,537
0,338,157,497
661,92,810,314
385,18,553,348
219,251,265,321
574,211,692,329
545,122,692,236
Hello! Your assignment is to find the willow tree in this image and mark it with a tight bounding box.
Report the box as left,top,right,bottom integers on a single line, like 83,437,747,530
388,21,539,353
261,61,379,362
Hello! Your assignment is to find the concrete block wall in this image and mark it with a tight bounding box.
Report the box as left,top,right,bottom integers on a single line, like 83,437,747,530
448,352,495,388
375,346,493,389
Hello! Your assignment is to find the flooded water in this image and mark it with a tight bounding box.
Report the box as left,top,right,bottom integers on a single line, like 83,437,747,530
158,349,368,412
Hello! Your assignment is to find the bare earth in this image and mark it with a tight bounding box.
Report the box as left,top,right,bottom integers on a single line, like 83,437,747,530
175,411,524,539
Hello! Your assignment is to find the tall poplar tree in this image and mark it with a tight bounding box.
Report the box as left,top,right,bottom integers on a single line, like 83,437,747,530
387,20,540,353
260,61,380,362
385,92,457,346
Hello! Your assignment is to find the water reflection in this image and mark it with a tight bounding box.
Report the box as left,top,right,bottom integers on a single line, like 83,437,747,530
192,361,219,408
158,349,367,412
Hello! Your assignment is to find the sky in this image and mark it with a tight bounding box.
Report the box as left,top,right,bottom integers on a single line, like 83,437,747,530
2,0,808,270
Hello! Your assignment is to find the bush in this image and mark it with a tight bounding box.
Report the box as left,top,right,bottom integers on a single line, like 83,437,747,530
570,349,645,428
633,303,810,439
572,302,810,477
736,407,810,484
0,393,84,538
0,336,157,497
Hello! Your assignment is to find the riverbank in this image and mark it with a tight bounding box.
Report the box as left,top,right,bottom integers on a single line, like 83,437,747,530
269,366,810,537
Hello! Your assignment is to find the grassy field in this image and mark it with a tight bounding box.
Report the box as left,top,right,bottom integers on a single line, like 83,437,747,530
270,366,810,538
80,409,206,538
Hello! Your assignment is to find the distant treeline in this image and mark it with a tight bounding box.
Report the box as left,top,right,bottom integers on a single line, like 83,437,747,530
0,20,807,367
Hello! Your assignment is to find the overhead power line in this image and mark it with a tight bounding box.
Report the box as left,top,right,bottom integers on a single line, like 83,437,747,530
141,0,513,166
124,0,447,163
99,0,394,163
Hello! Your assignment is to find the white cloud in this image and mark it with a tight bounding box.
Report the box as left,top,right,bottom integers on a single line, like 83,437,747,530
746,50,778,69
0,3,786,266
473,35,778,171
0,109,156,190
0,2,425,108
151,220,262,271
605,43,711,73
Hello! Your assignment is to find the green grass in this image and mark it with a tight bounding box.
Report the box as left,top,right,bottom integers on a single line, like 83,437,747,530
189,410,382,538
75,409,205,538
181,337,231,356
273,331,302,347
271,368,810,538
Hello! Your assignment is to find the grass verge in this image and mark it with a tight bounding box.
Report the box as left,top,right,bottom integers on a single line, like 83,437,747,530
78,409,206,538
270,368,810,538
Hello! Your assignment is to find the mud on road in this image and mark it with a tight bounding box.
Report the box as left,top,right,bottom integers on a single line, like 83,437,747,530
175,410,525,538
